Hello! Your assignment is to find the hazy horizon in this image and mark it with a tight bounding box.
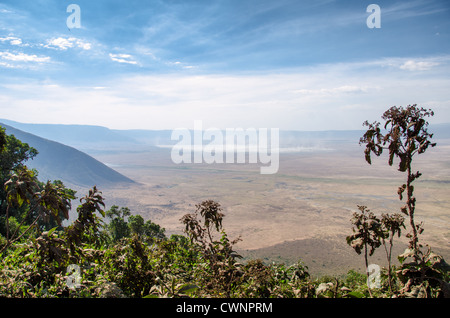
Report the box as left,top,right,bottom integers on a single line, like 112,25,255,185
2,117,450,133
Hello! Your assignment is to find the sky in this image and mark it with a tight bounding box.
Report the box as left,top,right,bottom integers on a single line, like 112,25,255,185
0,0,449,131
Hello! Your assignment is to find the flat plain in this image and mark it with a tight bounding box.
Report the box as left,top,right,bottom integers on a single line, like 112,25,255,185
76,138,450,277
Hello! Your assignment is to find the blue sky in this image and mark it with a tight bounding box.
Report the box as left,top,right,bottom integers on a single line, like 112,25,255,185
0,0,449,130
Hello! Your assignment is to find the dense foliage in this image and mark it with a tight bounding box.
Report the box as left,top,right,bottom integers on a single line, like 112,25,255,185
0,106,449,298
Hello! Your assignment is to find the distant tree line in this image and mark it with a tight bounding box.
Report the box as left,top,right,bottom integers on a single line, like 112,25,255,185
105,205,166,243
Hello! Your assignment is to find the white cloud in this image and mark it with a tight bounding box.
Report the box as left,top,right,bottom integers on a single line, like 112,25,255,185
0,51,50,63
399,60,440,71
375,57,447,72
294,85,369,95
45,37,92,50
10,38,22,46
1,56,449,130
0,36,22,46
109,53,138,65
0,61,15,68
76,41,92,50
167,61,196,69
46,38,72,50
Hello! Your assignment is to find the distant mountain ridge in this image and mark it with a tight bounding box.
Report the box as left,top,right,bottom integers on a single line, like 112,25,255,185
0,119,142,151
1,119,449,152
0,123,135,188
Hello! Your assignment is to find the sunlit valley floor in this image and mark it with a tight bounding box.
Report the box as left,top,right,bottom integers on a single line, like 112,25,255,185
73,140,450,277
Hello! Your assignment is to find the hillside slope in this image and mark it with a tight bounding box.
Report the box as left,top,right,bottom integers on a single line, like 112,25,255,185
1,123,135,188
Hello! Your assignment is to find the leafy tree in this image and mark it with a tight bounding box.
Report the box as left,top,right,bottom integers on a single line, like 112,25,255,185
0,127,6,151
144,219,166,240
105,207,166,244
129,214,166,241
359,104,436,259
35,180,76,231
65,186,105,254
0,166,75,253
180,200,242,296
128,214,145,236
106,205,131,220
181,200,225,244
106,205,131,242
0,130,74,247
0,129,38,235
102,235,156,297
3,167,37,244
0,129,38,181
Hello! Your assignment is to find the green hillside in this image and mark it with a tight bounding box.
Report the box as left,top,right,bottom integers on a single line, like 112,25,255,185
0,123,135,187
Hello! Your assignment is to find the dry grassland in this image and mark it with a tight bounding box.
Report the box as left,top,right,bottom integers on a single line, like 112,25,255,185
75,140,450,277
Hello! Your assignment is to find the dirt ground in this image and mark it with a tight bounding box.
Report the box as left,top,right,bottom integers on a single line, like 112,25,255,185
69,139,450,277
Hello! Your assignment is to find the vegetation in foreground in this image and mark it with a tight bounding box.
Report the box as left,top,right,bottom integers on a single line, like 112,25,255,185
0,105,449,298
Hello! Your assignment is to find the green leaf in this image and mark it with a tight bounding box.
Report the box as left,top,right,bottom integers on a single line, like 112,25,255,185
178,284,199,295
346,291,365,298
47,227,58,237
16,193,24,207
